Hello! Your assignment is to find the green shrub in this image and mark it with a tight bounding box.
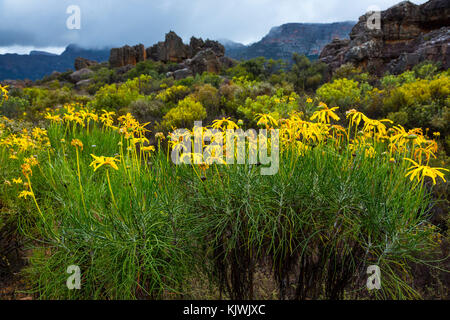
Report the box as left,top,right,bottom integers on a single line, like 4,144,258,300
125,60,166,80
156,84,191,105
22,87,90,116
0,96,30,119
88,75,150,111
130,97,165,124
195,84,220,118
162,96,206,129
382,73,450,133
289,54,327,92
316,78,362,111
238,89,299,124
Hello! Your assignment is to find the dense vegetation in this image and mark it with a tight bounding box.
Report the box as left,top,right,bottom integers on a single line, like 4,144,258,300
0,56,448,300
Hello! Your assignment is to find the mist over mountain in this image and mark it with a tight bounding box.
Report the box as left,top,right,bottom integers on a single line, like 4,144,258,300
222,22,355,61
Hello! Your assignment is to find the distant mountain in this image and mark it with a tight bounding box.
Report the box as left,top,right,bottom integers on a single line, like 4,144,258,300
217,39,246,50
29,50,58,57
0,44,111,80
222,22,356,61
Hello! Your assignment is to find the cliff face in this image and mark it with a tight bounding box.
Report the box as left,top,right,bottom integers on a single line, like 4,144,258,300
319,0,450,75
224,22,355,61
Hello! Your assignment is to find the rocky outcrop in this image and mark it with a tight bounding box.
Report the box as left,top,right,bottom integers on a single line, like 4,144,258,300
74,57,98,71
388,27,449,74
319,0,450,75
108,31,232,78
109,44,146,68
186,48,222,74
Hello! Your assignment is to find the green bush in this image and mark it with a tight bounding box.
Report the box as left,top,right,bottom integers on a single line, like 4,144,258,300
289,54,327,92
161,96,206,129
195,84,220,119
22,87,90,116
125,60,166,80
0,96,30,119
130,97,165,125
88,75,150,111
316,78,362,111
383,73,449,133
238,89,299,124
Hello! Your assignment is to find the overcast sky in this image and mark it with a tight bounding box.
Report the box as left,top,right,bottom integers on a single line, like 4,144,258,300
0,0,428,54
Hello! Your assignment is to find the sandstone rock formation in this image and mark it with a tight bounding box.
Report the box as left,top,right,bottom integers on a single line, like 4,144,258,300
108,31,233,78
319,0,450,75
74,57,98,71
147,31,189,63
109,44,146,68
186,48,222,74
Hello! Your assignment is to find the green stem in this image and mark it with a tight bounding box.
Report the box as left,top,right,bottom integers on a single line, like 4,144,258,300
76,148,87,215
26,175,45,222
106,169,118,211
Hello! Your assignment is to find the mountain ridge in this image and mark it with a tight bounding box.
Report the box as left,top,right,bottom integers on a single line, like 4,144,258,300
0,45,111,81
222,21,356,61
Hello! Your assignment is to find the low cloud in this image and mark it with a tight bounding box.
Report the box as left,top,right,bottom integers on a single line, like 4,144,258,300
0,0,429,50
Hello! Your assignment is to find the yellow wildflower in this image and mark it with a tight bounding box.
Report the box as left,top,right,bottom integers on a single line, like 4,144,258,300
21,163,32,177
89,154,120,172
310,103,340,124
141,146,156,153
71,139,84,150
18,190,33,199
12,178,23,184
404,158,449,185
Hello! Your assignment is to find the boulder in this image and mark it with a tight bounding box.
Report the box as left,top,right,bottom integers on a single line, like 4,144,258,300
69,68,94,83
187,48,222,75
319,0,450,75
74,57,98,71
173,68,193,80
